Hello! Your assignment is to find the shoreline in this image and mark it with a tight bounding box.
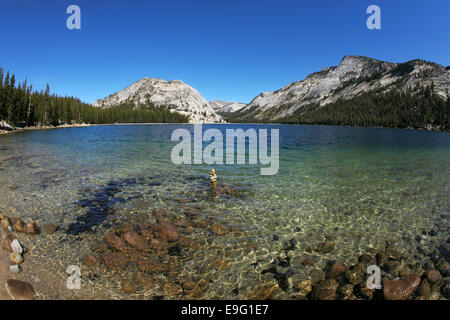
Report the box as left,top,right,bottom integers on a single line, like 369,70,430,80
0,122,198,135
0,123,93,135
2,122,449,136
225,122,450,132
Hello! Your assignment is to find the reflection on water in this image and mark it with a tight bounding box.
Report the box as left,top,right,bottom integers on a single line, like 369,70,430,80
0,124,449,299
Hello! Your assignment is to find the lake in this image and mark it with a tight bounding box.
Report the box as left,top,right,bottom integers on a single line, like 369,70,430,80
0,124,449,299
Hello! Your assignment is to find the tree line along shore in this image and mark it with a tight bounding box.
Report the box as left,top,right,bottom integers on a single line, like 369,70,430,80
1,67,449,132
0,68,189,131
227,84,450,131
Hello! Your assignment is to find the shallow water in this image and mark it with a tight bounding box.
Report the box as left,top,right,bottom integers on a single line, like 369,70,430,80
0,124,449,299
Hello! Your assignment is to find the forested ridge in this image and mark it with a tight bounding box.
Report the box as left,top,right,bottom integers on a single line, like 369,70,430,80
0,68,188,128
2,67,449,130
227,84,450,131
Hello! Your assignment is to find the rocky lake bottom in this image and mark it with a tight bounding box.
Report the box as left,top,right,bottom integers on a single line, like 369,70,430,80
0,124,449,300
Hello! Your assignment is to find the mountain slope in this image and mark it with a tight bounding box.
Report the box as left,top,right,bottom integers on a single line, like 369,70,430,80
93,77,223,123
209,100,246,115
235,56,449,121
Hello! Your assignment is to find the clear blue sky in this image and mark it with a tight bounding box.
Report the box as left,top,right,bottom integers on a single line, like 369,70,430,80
1,0,449,104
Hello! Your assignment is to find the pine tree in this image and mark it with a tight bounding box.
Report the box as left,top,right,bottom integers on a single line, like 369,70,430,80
0,68,4,120
2,71,11,122
26,85,35,126
43,84,50,125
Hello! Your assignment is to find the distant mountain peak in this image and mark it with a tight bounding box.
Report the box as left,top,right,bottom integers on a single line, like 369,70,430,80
93,77,223,123
236,55,449,120
209,100,246,115
340,55,377,62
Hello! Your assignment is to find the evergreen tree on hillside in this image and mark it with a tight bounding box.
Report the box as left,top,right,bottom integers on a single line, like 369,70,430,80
1,71,11,121
271,84,449,130
0,68,4,120
26,85,35,126
0,67,190,126
44,84,50,125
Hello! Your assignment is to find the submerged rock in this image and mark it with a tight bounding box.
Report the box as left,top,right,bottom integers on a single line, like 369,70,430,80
178,236,200,250
176,198,192,203
183,207,201,215
197,279,208,292
417,279,431,297
134,273,155,292
23,221,40,235
104,233,127,252
43,224,58,235
163,282,183,298
137,257,169,273
382,260,400,275
101,252,129,270
84,255,101,267
315,241,335,254
437,261,450,277
90,241,109,253
245,283,281,300
182,279,203,298
311,279,339,300
122,231,149,251
153,222,179,242
116,224,134,234
358,253,376,265
5,279,35,300
383,274,421,300
11,217,24,232
325,261,348,278
121,275,140,294
385,260,411,278
345,263,366,285
208,223,230,235
152,210,167,221
426,270,442,284
11,252,24,264
376,252,389,266
1,217,11,230
429,282,442,300
339,284,354,299
294,279,313,295
354,282,376,300
9,264,21,274
149,238,169,251
183,207,201,219
301,257,315,266
11,239,23,254
2,234,15,252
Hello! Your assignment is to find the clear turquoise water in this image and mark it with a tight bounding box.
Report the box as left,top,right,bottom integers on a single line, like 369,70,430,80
0,124,449,299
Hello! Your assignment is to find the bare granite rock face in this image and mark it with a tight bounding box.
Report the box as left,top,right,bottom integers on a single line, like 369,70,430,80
237,56,450,120
0,120,13,131
93,77,223,123
209,100,246,115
